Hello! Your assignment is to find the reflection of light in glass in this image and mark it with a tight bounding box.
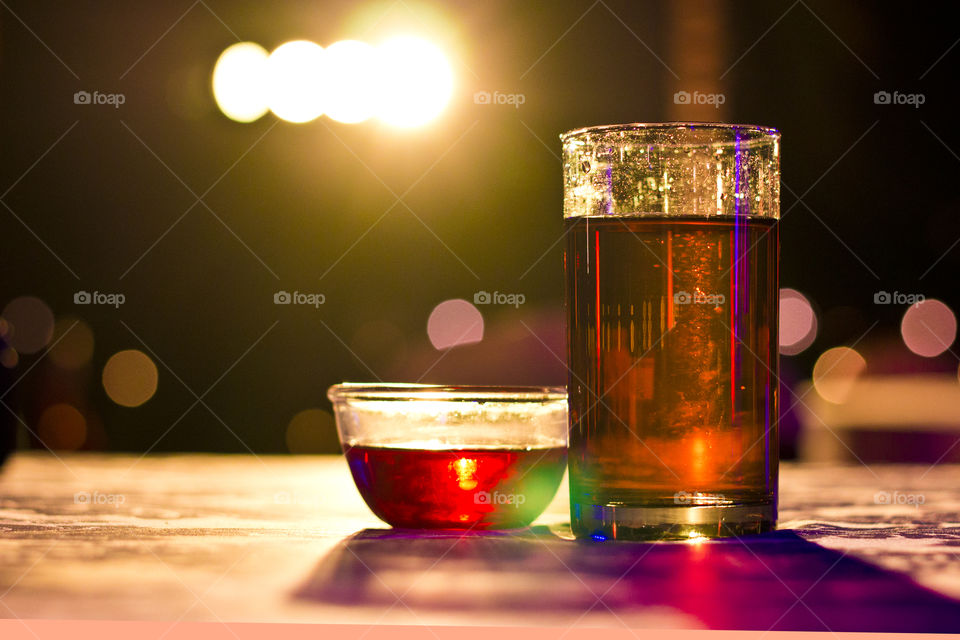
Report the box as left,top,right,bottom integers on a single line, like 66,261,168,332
812,347,867,404
779,288,817,355
1,296,54,354
212,42,270,122
690,435,708,482
323,40,378,123
37,403,87,450
452,457,478,491
285,408,336,453
102,350,159,407
426,299,484,350
49,317,95,370
901,299,956,358
375,36,453,127
267,40,326,123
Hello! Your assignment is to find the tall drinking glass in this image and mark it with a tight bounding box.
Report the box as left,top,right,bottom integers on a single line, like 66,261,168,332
563,123,780,540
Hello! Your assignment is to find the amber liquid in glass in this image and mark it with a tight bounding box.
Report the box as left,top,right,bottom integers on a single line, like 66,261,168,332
565,214,778,539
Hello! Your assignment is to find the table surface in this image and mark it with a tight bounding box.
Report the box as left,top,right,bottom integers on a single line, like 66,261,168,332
1,453,959,632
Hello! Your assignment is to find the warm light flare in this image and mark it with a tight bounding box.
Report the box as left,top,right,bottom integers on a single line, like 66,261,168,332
267,40,326,123
376,36,454,127
214,36,454,127
323,40,378,124
212,42,270,123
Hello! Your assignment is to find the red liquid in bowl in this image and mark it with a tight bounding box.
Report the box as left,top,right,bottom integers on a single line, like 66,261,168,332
345,445,567,529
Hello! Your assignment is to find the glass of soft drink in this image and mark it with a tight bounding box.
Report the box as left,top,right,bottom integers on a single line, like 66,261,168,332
328,383,567,529
562,123,780,540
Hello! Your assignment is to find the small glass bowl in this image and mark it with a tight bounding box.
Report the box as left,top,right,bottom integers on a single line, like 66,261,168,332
328,383,568,530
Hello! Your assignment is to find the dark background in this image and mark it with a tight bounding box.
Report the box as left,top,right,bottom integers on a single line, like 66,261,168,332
1,0,958,453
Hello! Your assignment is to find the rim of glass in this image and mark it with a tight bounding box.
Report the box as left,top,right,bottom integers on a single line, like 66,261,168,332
328,382,566,402
560,121,780,142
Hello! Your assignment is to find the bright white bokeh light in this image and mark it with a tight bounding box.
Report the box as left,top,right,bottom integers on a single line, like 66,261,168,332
212,42,270,122
375,36,454,128
427,299,483,350
267,40,326,123
322,40,379,124
779,288,817,356
812,346,867,404
901,299,957,358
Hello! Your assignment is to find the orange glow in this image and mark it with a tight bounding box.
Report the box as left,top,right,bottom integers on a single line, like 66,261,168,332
37,404,87,450
102,350,159,407
812,347,867,404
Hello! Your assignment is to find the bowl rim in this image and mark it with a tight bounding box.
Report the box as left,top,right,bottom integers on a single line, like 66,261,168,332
327,382,566,402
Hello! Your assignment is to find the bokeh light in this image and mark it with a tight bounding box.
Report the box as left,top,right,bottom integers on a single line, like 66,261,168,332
212,42,270,122
779,288,817,355
36,403,87,450
0,346,18,368
901,299,956,358
812,346,867,404
267,40,326,123
375,36,454,127
427,299,484,350
1,296,54,354
102,350,159,407
214,36,454,127
285,408,338,453
48,317,95,370
323,40,378,124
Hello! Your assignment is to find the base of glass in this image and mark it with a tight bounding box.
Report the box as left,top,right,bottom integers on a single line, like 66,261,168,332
571,502,776,541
